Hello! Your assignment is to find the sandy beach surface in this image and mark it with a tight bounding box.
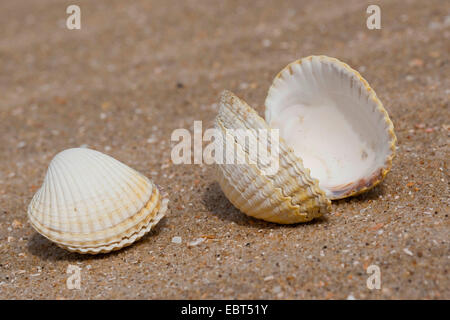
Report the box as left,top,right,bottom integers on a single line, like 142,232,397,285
0,0,448,299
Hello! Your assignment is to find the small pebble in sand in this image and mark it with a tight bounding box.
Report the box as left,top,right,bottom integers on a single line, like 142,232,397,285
409,58,424,67
12,219,22,229
188,238,205,247
17,141,26,149
161,163,170,169
264,275,274,281
239,82,249,90
147,136,157,144
262,39,272,47
403,248,414,256
415,123,426,129
360,206,371,214
347,294,356,300
172,236,182,244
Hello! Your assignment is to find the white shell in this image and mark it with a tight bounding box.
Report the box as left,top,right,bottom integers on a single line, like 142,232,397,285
265,56,396,199
215,91,331,224
27,148,168,254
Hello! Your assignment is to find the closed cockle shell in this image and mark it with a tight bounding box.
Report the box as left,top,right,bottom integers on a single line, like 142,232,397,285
27,148,169,254
215,90,331,224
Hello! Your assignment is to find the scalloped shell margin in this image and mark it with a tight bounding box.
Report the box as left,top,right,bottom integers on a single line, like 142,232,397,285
64,197,169,254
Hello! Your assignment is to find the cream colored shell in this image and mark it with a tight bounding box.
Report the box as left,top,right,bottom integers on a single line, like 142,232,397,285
27,148,168,254
265,56,396,199
215,90,331,224
215,56,396,223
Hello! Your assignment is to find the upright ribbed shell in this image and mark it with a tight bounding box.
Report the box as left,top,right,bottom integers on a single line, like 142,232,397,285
215,90,331,224
27,148,168,254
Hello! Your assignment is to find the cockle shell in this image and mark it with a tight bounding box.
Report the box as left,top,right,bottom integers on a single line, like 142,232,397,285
27,148,168,254
215,90,331,224
265,56,396,199
214,56,396,223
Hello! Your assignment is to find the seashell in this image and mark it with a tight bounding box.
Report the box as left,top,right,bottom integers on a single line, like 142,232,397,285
214,56,396,223
27,148,168,254
215,90,331,224
265,55,396,199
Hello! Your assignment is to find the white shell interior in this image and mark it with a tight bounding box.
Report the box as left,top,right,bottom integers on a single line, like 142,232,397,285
265,57,393,198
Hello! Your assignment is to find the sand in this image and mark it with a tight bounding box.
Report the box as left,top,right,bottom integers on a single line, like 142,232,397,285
0,0,448,299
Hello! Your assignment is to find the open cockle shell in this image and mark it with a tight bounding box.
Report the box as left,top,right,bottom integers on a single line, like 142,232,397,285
265,56,396,199
27,148,169,254
215,90,331,224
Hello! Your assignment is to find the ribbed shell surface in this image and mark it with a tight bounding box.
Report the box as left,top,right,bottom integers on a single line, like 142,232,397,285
215,90,331,224
27,148,168,254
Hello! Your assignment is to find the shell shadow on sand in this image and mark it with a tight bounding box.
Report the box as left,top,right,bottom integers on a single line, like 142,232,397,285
202,181,328,229
27,217,167,262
